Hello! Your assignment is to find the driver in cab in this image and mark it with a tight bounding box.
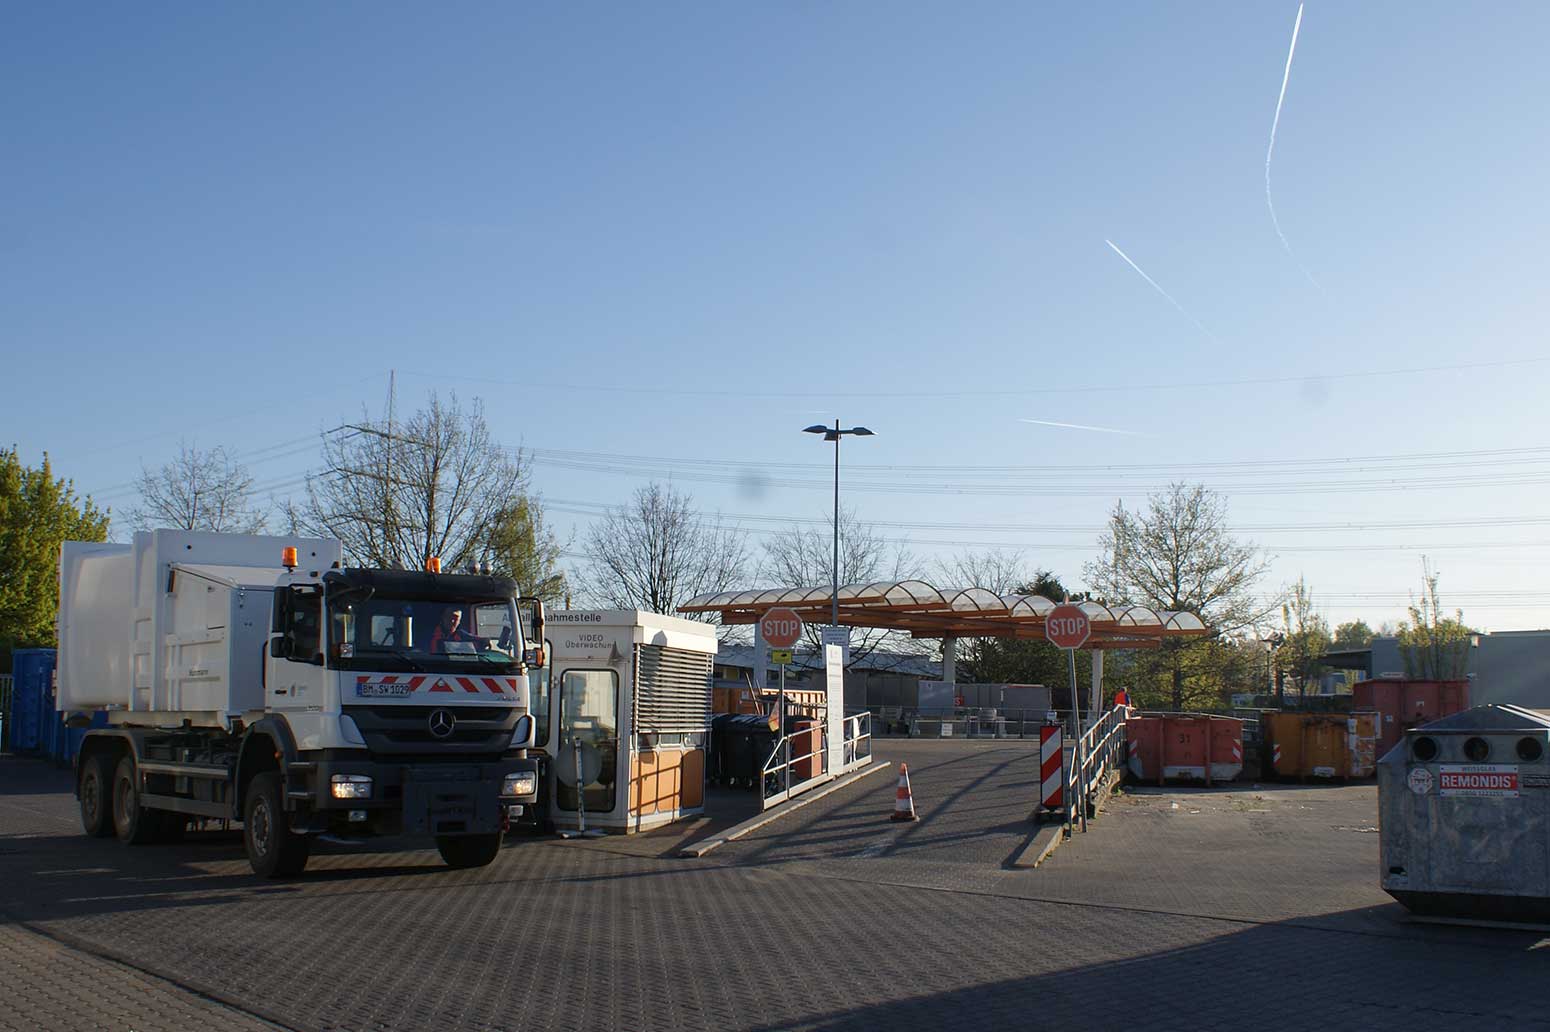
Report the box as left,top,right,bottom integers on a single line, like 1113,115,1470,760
428,607,482,654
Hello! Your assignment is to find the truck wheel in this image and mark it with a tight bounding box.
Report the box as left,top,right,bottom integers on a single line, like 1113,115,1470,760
79,751,117,838
244,772,311,878
436,833,502,869
112,756,158,845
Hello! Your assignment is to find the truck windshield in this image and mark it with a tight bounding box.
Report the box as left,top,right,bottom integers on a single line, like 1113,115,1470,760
327,593,522,674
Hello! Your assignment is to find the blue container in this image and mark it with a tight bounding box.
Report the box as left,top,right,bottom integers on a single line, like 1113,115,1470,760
8,648,56,753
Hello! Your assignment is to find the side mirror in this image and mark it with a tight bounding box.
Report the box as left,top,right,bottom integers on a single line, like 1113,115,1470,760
518,596,545,665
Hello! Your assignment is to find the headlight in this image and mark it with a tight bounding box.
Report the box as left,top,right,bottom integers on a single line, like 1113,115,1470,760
509,714,534,749
330,774,373,799
502,771,538,798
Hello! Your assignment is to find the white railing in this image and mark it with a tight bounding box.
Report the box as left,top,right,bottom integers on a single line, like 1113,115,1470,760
760,710,873,810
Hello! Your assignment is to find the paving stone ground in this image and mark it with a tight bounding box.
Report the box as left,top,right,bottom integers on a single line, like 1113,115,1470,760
2,743,1546,1032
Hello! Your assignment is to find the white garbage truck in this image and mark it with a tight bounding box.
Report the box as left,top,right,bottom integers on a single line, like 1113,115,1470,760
56,529,546,877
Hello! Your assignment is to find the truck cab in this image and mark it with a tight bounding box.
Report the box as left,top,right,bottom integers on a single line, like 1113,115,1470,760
60,530,546,878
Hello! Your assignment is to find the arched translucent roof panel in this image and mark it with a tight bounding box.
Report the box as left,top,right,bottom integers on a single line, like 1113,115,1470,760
1078,602,1116,624
943,588,1007,613
1007,595,1058,617
1113,606,1163,629
862,580,943,607
1164,612,1208,631
677,578,1209,641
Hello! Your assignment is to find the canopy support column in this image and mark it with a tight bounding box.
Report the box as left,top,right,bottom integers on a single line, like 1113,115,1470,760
1090,648,1105,715
942,635,958,686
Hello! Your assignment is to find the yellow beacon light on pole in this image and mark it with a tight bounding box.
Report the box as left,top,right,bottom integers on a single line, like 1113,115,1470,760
425,556,441,573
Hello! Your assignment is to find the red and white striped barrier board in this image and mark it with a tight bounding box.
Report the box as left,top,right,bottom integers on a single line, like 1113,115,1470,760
1040,724,1064,812
354,675,518,698
1272,743,1283,771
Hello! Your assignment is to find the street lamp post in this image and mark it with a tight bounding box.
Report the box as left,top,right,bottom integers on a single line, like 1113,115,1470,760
802,420,874,629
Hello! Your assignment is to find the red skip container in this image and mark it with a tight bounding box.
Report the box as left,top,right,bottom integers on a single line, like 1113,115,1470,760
1350,679,1469,759
1125,713,1244,785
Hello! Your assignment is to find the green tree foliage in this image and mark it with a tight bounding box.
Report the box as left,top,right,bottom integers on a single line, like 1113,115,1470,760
1084,484,1274,711
1279,576,1331,697
1331,619,1375,649
0,449,110,657
482,497,566,603
1398,558,1472,680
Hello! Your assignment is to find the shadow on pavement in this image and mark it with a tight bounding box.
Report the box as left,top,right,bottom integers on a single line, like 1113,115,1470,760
750,905,1550,1032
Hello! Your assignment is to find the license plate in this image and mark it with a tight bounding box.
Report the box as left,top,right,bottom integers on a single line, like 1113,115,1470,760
355,681,415,698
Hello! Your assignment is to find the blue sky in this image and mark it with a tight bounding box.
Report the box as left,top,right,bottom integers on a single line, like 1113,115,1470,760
5,2,1549,631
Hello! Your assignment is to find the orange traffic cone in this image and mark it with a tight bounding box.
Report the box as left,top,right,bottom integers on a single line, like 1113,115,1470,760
891,762,919,822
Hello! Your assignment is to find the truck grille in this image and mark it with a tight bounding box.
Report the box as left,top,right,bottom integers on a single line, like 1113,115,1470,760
344,705,517,760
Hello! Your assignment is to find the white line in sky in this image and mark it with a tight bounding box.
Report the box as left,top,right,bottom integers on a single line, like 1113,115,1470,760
1265,4,1323,292
1103,239,1216,342
1017,418,1147,437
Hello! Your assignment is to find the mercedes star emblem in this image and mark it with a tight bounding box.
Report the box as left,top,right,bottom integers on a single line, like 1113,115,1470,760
428,709,456,739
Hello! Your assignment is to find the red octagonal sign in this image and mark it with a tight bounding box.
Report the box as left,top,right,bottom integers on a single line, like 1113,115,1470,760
1046,604,1091,650
760,607,805,649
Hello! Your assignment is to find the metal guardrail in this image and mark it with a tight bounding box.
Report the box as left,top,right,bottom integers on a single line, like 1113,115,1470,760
1067,703,1128,834
761,711,872,810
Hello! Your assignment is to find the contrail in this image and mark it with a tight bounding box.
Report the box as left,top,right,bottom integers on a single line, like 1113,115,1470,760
1265,4,1322,291
1104,239,1216,342
1017,418,1147,437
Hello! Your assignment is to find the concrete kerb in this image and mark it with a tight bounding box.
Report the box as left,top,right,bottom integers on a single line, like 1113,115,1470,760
1011,768,1126,869
679,759,894,858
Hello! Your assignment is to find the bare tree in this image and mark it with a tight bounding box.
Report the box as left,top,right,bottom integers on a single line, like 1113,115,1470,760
762,506,921,667
1084,484,1274,710
935,548,1032,595
130,444,266,533
302,392,531,571
574,482,749,618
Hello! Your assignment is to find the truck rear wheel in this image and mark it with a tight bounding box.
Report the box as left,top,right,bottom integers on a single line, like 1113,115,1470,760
79,751,116,838
112,756,158,845
244,772,311,878
436,833,502,869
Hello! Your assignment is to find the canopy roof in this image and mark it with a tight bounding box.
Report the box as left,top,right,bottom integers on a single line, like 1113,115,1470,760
679,579,1210,649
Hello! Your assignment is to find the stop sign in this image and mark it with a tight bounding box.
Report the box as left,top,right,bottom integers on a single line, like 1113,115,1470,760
1046,604,1091,650
759,607,805,648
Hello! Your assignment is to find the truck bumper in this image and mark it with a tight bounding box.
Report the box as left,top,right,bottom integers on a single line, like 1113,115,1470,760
303,753,540,838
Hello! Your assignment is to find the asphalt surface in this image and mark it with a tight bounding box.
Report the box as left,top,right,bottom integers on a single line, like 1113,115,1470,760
2,741,1546,1032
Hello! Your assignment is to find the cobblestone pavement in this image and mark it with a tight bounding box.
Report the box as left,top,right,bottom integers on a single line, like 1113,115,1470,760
3,746,1547,1032
0,921,280,1031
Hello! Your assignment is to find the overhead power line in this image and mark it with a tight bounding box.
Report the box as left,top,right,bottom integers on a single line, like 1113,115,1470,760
397,354,1550,400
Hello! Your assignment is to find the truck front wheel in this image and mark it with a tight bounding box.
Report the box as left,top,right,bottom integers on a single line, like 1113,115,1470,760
80,751,116,838
244,772,311,878
112,756,159,845
436,833,502,869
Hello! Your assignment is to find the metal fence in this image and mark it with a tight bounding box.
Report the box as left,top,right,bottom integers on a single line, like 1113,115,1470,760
0,674,11,752
875,706,1093,741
